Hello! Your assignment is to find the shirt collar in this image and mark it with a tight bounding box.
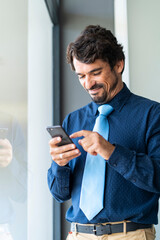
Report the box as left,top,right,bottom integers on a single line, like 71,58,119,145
91,83,132,116
108,83,131,112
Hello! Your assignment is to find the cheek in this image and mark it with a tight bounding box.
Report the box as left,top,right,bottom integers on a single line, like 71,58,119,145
102,74,114,88
102,79,110,90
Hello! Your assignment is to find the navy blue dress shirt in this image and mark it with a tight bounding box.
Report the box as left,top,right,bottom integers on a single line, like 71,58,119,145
47,83,160,225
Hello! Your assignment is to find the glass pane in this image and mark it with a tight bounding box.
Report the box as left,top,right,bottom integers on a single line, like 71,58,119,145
0,1,28,240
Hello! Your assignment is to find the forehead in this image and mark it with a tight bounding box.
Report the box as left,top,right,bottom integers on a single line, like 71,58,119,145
73,58,108,73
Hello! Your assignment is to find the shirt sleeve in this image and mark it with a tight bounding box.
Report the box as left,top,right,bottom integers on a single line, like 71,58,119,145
108,103,160,194
47,161,71,202
47,114,72,202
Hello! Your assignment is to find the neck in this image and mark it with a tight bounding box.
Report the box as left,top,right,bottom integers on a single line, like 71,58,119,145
106,79,123,103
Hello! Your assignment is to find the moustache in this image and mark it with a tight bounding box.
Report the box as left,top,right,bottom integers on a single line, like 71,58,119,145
87,83,104,91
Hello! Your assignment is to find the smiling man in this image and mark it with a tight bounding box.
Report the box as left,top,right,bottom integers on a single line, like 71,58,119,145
47,25,160,240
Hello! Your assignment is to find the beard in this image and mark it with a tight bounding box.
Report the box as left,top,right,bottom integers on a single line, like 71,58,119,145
87,72,119,104
90,85,108,104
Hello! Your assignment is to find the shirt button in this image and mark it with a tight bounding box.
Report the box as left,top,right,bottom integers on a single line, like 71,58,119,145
113,163,117,167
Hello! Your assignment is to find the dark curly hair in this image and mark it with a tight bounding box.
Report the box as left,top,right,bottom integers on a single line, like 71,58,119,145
66,25,125,73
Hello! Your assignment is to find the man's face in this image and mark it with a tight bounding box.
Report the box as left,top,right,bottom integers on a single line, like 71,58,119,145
73,58,124,104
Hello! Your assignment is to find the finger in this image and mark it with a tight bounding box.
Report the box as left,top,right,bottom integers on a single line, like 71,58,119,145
78,132,98,146
70,130,92,139
78,139,96,155
53,150,81,166
60,149,81,159
78,132,101,154
50,143,77,156
85,144,98,156
78,137,91,148
57,148,81,160
53,149,80,161
49,137,62,146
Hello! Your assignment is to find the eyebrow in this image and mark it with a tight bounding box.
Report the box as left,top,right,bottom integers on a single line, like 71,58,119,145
76,67,103,76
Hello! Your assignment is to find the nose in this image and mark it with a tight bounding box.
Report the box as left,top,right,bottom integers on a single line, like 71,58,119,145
84,75,95,90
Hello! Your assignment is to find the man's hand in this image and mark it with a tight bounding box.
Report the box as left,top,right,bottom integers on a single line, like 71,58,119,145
0,139,13,168
70,130,115,160
49,137,81,166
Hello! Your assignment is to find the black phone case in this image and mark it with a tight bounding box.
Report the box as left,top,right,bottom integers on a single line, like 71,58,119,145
46,125,73,146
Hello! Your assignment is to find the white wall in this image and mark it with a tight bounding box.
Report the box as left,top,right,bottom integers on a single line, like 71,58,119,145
127,0,160,238
28,0,53,239
128,0,160,102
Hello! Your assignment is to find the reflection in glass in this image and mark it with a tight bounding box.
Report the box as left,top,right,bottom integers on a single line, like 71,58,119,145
0,113,27,240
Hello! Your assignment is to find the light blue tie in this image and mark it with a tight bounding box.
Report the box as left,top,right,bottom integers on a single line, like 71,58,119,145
79,104,113,220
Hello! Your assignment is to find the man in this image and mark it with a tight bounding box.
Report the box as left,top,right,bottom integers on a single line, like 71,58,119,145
47,25,160,239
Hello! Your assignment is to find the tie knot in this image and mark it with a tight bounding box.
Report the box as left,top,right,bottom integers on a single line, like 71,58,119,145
98,104,113,117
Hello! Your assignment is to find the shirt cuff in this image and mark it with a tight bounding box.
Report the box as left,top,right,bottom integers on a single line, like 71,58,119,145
50,160,71,178
108,144,135,176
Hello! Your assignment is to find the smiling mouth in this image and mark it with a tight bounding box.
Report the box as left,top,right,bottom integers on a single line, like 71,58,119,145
89,87,102,95
88,84,104,95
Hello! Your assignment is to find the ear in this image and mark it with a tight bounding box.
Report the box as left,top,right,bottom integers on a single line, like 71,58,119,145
115,60,124,74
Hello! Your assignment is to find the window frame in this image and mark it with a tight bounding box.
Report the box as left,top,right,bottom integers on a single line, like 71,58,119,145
44,0,61,240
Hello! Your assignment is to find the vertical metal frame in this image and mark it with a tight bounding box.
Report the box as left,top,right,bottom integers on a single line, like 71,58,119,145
44,0,61,239
45,0,61,125
52,24,61,125
52,21,61,240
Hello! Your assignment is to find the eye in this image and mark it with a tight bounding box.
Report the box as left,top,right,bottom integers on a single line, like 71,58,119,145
93,71,101,76
79,75,85,79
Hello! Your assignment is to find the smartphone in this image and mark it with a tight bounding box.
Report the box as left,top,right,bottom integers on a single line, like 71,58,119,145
0,128,8,139
46,125,73,146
